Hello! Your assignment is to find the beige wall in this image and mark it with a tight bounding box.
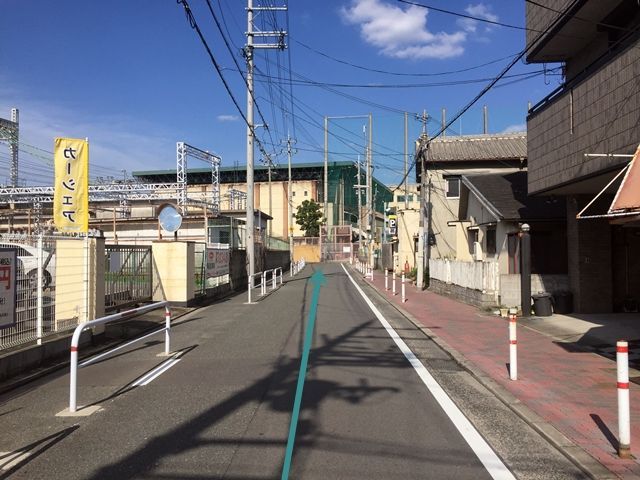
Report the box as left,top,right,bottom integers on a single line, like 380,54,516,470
152,241,195,304
219,180,319,238
54,237,105,329
293,244,321,263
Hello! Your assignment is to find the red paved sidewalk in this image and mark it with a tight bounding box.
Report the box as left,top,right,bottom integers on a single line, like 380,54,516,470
361,267,640,479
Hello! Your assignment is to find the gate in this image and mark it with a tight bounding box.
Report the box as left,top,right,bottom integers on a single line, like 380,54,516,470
320,225,353,262
105,245,152,311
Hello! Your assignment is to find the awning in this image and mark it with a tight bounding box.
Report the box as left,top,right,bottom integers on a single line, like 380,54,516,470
577,144,640,221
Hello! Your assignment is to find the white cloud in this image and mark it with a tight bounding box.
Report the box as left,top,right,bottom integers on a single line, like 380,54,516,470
340,0,469,59
217,114,239,122
503,123,526,133
458,4,499,34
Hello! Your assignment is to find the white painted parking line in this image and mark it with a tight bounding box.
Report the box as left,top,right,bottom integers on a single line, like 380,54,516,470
0,450,30,471
131,358,181,387
341,264,515,480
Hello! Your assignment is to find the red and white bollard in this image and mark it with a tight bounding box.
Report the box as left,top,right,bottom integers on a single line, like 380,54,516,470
509,312,517,380
392,271,397,296
384,269,388,291
401,273,406,303
617,340,631,458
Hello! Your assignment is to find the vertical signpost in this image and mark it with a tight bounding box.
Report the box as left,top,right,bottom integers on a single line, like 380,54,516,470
0,249,17,329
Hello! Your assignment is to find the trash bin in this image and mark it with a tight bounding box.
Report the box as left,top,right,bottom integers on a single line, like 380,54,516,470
532,292,553,316
553,291,573,314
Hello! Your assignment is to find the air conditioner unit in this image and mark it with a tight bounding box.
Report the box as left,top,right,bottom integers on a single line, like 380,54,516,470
473,241,484,261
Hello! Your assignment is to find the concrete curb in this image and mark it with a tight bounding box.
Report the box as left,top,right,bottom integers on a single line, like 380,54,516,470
349,266,616,480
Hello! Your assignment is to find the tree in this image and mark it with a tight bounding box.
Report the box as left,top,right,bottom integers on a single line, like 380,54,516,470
295,199,323,237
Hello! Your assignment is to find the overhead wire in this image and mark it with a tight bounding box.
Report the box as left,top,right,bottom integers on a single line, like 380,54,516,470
176,0,275,160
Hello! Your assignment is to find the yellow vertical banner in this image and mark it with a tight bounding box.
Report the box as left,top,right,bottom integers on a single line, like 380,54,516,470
53,138,89,233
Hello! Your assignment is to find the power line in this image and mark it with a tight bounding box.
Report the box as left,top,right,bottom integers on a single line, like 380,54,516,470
292,37,521,77
176,0,274,160
391,0,576,193
396,0,529,31
203,0,275,149
252,68,556,89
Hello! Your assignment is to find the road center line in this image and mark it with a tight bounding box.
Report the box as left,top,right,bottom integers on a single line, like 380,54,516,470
341,264,515,480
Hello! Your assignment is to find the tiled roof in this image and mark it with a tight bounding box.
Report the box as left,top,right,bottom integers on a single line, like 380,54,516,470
463,171,565,221
429,132,527,162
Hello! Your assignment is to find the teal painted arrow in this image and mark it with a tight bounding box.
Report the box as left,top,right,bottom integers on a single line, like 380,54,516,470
281,269,326,480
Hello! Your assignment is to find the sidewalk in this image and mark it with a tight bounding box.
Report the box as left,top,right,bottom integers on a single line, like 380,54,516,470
361,268,640,479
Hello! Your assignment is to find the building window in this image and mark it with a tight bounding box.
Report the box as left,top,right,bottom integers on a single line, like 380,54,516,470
397,195,405,203
486,227,496,255
446,178,460,199
304,191,308,196
292,191,296,196
408,194,414,202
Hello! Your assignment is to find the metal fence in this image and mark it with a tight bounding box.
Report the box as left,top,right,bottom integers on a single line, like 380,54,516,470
104,244,152,311
320,225,353,262
0,234,88,350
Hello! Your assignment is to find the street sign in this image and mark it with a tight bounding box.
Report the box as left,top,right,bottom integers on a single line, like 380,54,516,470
388,214,397,236
0,249,17,329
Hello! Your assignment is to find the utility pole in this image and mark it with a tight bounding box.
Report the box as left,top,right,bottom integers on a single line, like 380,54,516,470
268,159,272,238
287,134,295,267
404,111,408,211
245,0,256,283
366,114,373,266
356,155,363,253
245,0,286,282
417,110,429,290
324,116,328,225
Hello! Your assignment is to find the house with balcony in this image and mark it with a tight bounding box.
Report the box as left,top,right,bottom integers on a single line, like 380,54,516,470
526,0,640,313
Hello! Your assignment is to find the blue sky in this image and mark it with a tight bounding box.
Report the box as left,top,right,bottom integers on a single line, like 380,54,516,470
0,0,561,186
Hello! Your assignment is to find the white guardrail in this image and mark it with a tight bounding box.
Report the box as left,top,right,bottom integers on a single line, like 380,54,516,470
247,266,287,303
68,301,171,413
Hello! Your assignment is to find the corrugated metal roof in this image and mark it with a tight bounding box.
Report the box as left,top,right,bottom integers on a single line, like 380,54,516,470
429,132,527,162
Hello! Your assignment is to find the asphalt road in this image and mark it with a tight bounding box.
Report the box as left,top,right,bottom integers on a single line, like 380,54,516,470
0,263,587,479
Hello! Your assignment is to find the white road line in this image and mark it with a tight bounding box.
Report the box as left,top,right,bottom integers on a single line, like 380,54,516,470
130,358,181,387
0,450,31,470
341,264,515,480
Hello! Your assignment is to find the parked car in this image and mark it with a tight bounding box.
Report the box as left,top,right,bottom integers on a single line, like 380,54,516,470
0,242,56,289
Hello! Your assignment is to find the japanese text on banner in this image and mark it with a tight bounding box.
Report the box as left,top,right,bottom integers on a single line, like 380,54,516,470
54,138,89,233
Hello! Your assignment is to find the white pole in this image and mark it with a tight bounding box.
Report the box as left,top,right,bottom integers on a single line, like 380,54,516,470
248,277,252,303
617,340,631,458
69,347,78,413
392,271,396,296
83,235,89,322
384,269,388,291
509,312,518,381
401,273,406,303
36,234,44,345
165,306,171,355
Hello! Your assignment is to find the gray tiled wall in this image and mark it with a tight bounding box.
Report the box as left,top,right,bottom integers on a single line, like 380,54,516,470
527,42,640,194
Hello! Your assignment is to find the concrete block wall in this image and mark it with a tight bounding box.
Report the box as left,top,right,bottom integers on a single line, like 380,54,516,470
429,278,496,308
500,274,570,309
